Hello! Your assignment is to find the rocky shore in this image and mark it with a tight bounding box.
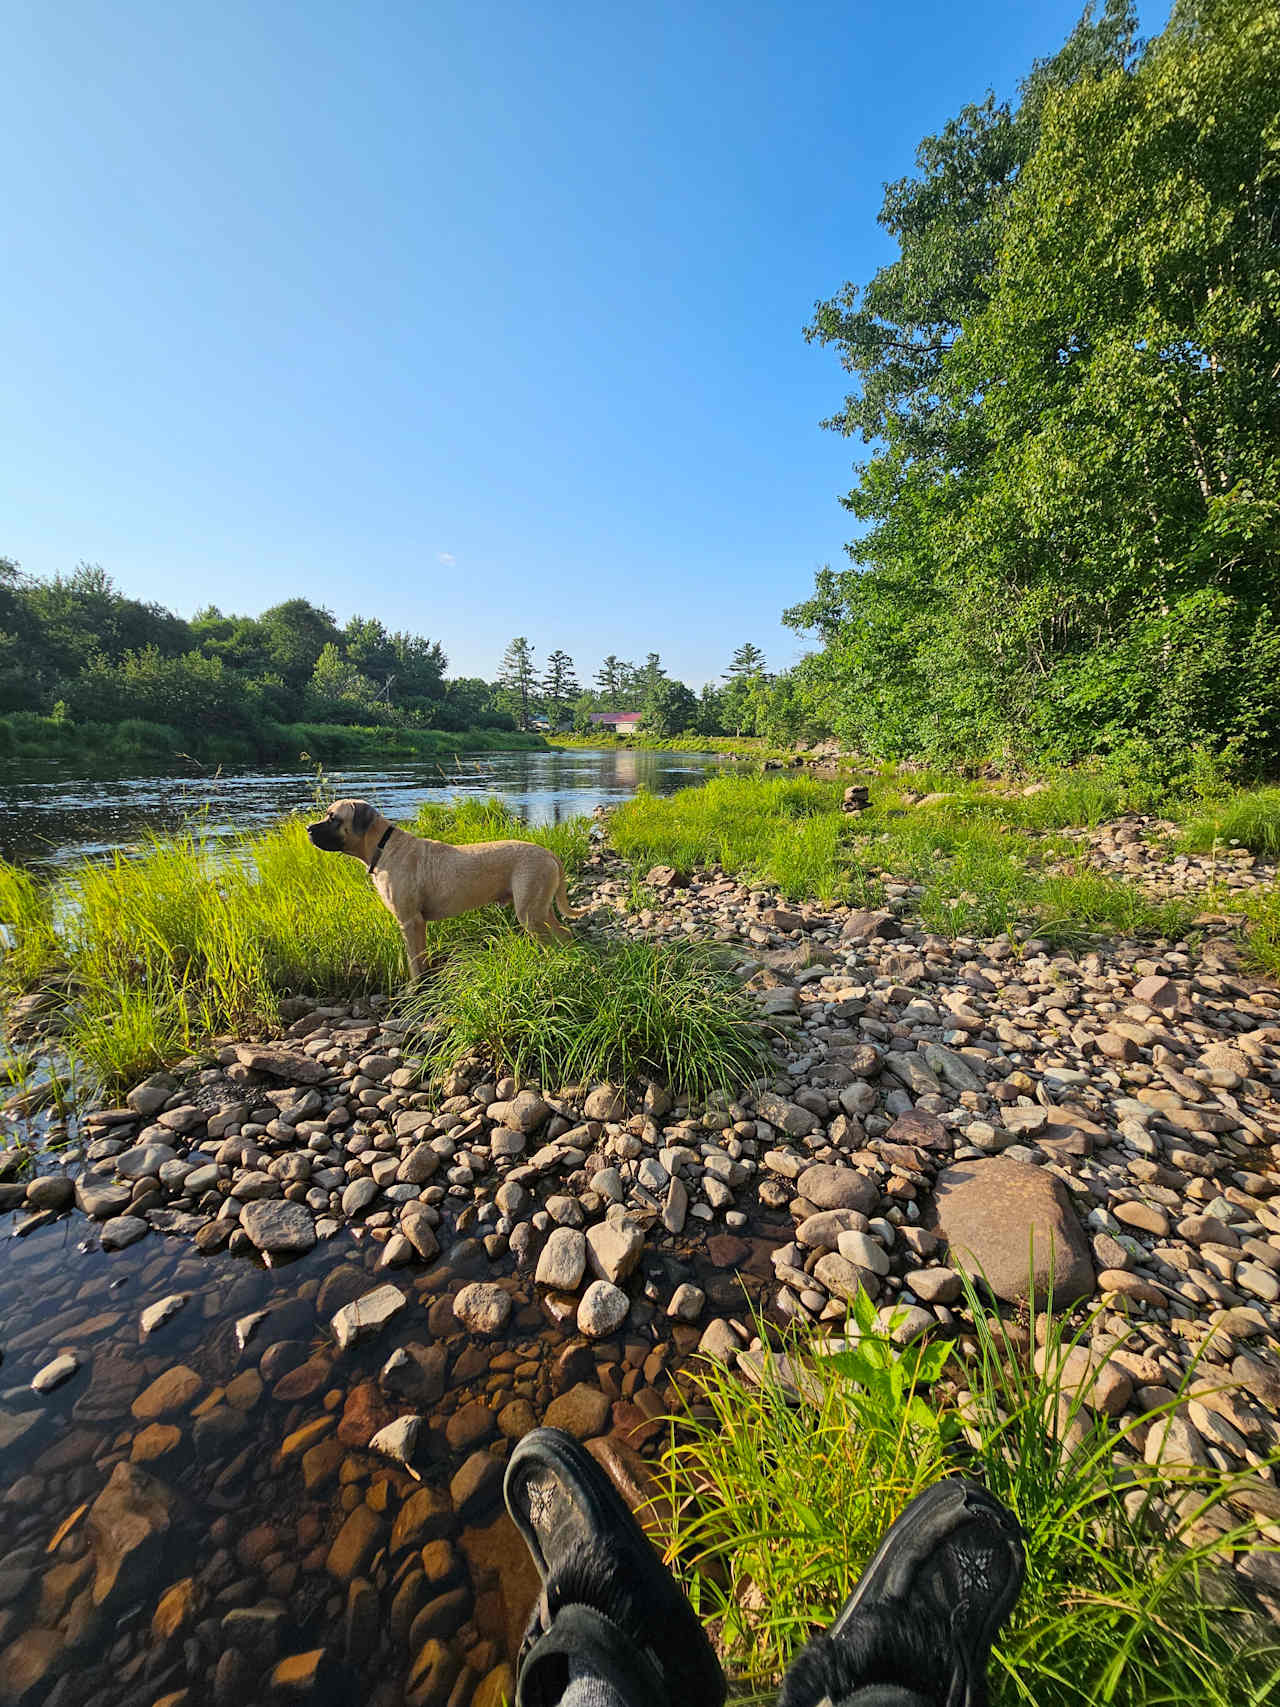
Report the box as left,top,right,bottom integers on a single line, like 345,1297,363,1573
1,820,1278,1702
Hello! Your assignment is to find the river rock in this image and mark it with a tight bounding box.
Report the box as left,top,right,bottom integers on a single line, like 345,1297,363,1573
25,1174,73,1211
369,1414,424,1470
0,1628,65,1704
452,1283,512,1335
100,1215,148,1250
797,1165,878,1215
234,1044,327,1083
331,1284,407,1351
326,1506,385,1584
140,1295,188,1338
86,1461,175,1609
32,1354,79,1394
933,1158,1094,1306
583,1083,626,1122
240,1200,316,1255
585,1213,643,1284
486,1090,550,1132
577,1280,629,1338
535,1227,587,1290
75,1176,133,1219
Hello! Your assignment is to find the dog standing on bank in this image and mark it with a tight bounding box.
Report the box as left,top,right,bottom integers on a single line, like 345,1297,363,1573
307,798,578,977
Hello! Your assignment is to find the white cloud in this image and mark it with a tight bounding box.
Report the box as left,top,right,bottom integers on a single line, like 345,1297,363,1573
437,551,456,567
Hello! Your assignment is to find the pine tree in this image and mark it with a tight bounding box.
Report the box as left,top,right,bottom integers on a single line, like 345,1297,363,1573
542,649,580,729
497,636,538,730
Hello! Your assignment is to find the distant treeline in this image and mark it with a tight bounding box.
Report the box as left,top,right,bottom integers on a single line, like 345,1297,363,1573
0,561,520,758
788,0,1280,782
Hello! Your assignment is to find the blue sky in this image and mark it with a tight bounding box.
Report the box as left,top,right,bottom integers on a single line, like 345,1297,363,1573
1,1,1162,688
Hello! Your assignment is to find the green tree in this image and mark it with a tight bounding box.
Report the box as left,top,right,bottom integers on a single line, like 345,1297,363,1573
542,650,580,729
256,599,341,690
790,0,1280,771
307,643,382,722
695,682,725,736
498,637,539,730
593,655,626,709
725,642,768,681
641,677,698,737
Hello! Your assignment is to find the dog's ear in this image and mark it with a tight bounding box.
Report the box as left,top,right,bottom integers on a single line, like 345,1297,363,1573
351,801,377,835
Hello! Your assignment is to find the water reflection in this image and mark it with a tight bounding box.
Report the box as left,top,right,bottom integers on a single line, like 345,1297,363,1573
0,747,739,868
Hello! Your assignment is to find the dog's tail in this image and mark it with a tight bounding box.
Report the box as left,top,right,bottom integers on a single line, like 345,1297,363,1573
554,863,580,922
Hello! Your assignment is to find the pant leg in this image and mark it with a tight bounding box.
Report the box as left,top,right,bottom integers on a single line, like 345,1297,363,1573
778,1603,958,1707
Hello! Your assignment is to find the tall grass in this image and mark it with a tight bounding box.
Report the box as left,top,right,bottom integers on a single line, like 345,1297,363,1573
403,928,775,1097
0,804,593,1090
610,776,881,905
1178,788,1280,859
661,1291,1280,1707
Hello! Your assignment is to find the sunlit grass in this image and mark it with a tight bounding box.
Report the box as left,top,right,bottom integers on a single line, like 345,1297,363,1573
0,803,593,1091
1178,788,1280,860
402,926,775,1098
661,1289,1280,1707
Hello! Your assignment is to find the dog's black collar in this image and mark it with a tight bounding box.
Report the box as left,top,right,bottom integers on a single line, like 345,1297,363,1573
366,825,396,874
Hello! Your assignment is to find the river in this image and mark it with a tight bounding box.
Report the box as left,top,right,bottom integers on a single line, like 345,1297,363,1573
0,746,740,868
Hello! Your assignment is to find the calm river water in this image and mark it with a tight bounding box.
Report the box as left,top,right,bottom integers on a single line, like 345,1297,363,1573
0,746,739,867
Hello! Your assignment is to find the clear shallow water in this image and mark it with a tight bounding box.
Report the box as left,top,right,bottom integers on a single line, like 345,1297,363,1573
0,747,739,868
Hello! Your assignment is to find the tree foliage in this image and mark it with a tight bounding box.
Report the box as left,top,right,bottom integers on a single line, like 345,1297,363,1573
789,0,1279,776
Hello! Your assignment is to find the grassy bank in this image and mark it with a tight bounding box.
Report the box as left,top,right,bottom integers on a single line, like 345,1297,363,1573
0,710,546,770
662,1293,1280,1706
0,798,769,1097
548,732,804,762
608,770,1280,949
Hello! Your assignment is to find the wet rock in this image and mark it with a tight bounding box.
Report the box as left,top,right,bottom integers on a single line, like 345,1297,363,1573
271,1649,331,1693
86,1460,175,1609
151,1577,200,1640
577,1280,629,1338
25,1175,73,1212
331,1283,408,1351
0,1628,64,1704
116,1141,177,1180
450,1451,502,1516
100,1214,148,1250
239,1200,316,1255
74,1176,133,1219
933,1158,1094,1307
132,1365,202,1421
390,1487,454,1553
337,1381,394,1449
381,1343,447,1408
140,1295,188,1338
453,1284,512,1335
543,1383,610,1439
31,1353,79,1394
325,1506,385,1584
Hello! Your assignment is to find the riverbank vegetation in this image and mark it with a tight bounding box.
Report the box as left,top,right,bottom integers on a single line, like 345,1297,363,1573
662,1290,1280,1706
607,774,1280,962
785,0,1280,780
0,561,538,764
0,798,769,1097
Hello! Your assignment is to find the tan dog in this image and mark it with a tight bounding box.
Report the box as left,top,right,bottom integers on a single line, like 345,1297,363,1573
307,798,577,976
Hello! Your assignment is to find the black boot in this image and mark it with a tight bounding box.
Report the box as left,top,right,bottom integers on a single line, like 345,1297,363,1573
779,1478,1025,1707
505,1427,727,1707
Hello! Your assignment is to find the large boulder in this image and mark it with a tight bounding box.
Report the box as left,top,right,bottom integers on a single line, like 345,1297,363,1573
932,1158,1095,1307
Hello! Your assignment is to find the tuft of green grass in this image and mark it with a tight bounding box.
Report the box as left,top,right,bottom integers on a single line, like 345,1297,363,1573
1032,868,1196,946
402,927,776,1098
1178,788,1280,860
661,1289,1280,1707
